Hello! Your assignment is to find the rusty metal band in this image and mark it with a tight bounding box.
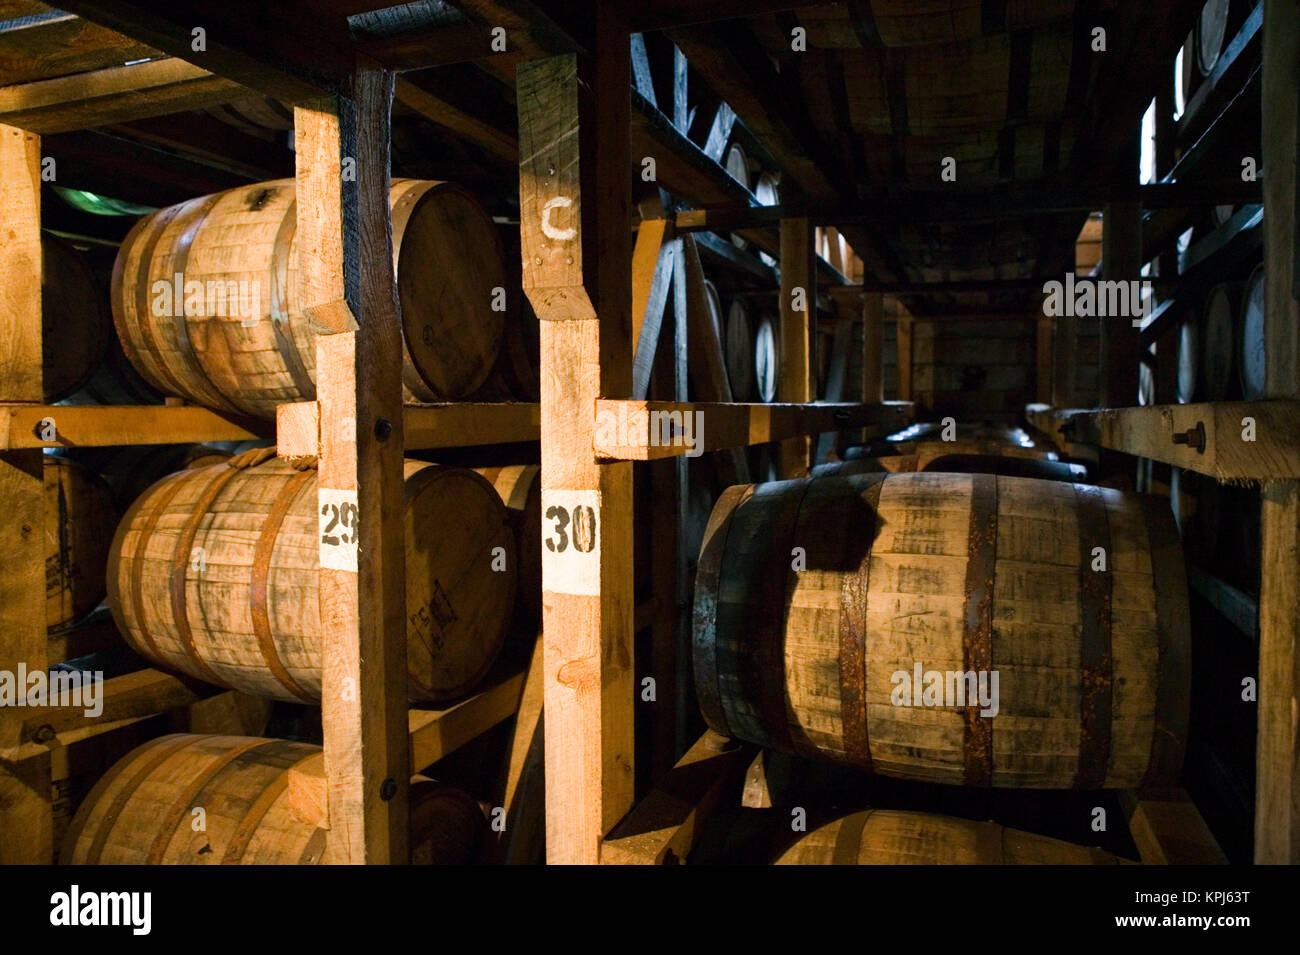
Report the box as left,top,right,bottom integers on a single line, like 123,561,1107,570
831,810,873,865
168,193,233,411
83,734,197,865
130,202,192,398
838,473,886,771
248,468,318,703
58,734,180,862
169,466,243,686
1139,495,1191,787
127,471,199,661
298,827,328,864
976,820,1007,864
751,476,820,757
1072,483,1114,789
221,744,317,863
269,199,317,400
692,484,753,739
146,737,272,863
961,473,998,787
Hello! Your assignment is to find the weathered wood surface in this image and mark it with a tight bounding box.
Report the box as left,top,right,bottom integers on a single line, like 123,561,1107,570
275,401,539,458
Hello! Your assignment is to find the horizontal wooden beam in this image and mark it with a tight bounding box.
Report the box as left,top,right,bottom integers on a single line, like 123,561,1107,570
593,399,914,461
408,666,526,771
1026,401,1300,482
275,400,539,457
0,57,244,133
1187,565,1259,644
0,403,266,449
673,182,1265,232
1,667,218,761
601,730,754,864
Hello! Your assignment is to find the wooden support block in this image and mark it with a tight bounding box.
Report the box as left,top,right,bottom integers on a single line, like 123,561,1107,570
1051,400,1300,482
297,72,409,866
631,215,676,401
407,668,527,771
275,401,540,457
778,217,814,476
288,752,330,830
601,730,754,864
593,399,914,460
1119,789,1229,865
0,122,49,864
0,404,265,450
518,36,636,864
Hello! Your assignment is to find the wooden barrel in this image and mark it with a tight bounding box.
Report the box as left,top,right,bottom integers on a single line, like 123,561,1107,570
1195,0,1231,76
1177,32,1196,117
1201,284,1235,400
111,178,505,418
474,465,540,633
107,457,515,703
42,236,112,404
45,457,119,632
54,442,246,511
1239,264,1266,399
694,471,1189,788
755,313,779,403
724,143,750,250
59,331,163,406
724,298,757,402
60,733,485,864
854,439,1053,473
1176,315,1199,403
755,171,780,267
774,810,1128,865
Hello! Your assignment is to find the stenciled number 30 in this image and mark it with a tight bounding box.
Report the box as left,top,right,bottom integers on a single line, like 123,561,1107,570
544,504,596,554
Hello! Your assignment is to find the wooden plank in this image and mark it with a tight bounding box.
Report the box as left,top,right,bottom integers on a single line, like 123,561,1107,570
0,404,264,449
1054,401,1300,482
1255,0,1300,865
0,58,243,134
393,76,518,163
297,71,409,866
814,305,853,464
778,217,813,477
1257,480,1300,863
0,11,157,87
1101,199,1142,407
593,400,914,461
408,668,527,770
517,38,635,864
2,668,216,761
1187,565,1259,643
601,730,754,864
0,122,49,864
862,292,883,404
489,634,545,864
896,304,914,402
275,401,540,457
631,212,674,400
1119,789,1229,865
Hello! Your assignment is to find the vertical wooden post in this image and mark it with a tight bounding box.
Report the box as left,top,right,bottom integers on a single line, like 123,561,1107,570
779,217,813,477
1100,198,1142,407
0,123,51,864
896,303,914,403
296,70,410,865
1256,0,1300,865
518,33,635,863
862,292,884,404
1035,315,1053,404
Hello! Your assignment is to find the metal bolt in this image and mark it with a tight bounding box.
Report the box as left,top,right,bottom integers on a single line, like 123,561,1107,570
32,724,56,744
1172,421,1206,453
380,777,397,801
374,418,393,442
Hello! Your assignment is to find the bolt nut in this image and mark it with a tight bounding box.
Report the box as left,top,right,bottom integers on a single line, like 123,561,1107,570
1172,422,1206,453
379,776,397,801
31,724,56,744
374,418,393,442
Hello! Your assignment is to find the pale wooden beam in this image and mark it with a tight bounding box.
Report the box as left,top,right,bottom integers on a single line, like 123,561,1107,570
778,216,813,476
517,33,635,863
296,71,409,865
0,122,51,864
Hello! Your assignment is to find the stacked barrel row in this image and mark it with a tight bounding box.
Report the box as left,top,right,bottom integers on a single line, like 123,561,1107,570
694,424,1189,863
41,179,542,864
